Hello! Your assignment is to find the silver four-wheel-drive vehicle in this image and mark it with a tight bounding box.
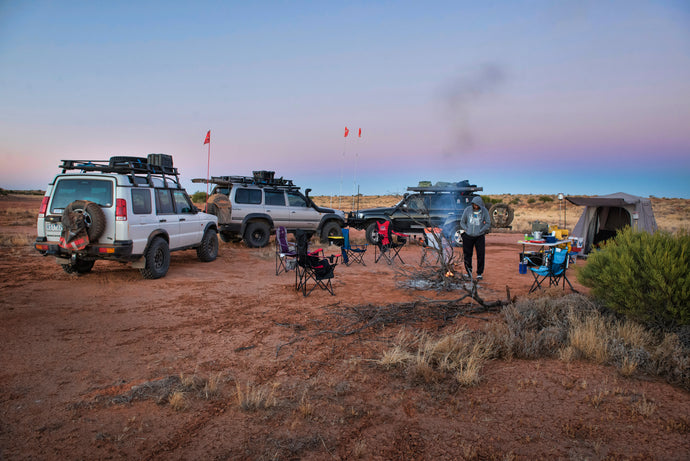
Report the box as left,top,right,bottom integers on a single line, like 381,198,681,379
34,155,219,279
193,171,345,248
347,180,514,246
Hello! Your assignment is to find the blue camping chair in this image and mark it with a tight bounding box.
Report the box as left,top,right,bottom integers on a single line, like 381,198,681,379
341,228,368,266
528,247,576,293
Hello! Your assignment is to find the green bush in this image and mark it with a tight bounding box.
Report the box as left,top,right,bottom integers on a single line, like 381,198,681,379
191,191,207,203
538,195,554,203
577,228,690,327
480,195,501,205
527,197,536,204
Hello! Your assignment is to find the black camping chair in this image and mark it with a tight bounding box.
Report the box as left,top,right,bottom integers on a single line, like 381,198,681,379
295,230,338,297
373,220,408,265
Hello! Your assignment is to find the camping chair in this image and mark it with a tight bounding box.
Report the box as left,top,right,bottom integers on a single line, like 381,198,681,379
294,230,338,297
528,247,576,293
275,226,297,275
373,220,408,265
341,228,367,266
420,227,453,267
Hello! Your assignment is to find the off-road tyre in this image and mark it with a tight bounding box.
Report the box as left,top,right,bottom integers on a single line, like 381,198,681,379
140,237,170,279
365,221,382,245
197,228,219,262
244,221,271,248
61,258,95,274
444,223,464,247
320,221,342,243
489,203,514,228
62,200,106,241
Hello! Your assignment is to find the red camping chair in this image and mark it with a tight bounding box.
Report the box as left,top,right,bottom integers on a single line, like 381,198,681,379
374,220,408,265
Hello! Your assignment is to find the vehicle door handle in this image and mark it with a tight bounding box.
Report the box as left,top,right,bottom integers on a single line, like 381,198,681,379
179,218,186,222
159,219,167,222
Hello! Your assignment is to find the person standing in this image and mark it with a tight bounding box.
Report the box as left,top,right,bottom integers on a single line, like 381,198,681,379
460,196,491,280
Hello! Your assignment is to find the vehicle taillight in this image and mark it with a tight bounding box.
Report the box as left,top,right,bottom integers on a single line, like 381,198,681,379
116,198,127,221
38,197,49,217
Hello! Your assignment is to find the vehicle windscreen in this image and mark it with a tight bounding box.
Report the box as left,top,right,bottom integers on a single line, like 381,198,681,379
50,178,113,213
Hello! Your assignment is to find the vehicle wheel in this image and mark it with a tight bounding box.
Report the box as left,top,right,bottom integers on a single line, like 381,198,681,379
62,258,95,274
197,228,219,262
490,203,514,228
244,221,271,248
62,200,106,241
444,223,464,247
140,237,170,279
365,221,381,245
320,221,342,243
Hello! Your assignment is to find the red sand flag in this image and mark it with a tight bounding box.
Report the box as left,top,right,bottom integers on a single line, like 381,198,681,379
204,130,210,144
358,128,362,137
344,127,349,137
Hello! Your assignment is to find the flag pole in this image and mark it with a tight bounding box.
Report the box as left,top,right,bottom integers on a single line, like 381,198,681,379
204,130,211,212
353,128,361,211
340,126,349,209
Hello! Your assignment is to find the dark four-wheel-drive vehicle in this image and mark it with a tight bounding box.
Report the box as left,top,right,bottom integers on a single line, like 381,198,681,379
193,171,345,248
347,180,514,245
34,155,219,279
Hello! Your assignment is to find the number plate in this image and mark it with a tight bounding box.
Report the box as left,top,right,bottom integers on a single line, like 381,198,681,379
45,222,62,238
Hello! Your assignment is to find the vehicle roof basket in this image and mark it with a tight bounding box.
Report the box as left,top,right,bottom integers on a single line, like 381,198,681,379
58,157,182,188
407,180,483,193
192,171,300,190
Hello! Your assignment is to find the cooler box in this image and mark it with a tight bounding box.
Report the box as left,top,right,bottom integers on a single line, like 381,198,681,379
147,153,174,168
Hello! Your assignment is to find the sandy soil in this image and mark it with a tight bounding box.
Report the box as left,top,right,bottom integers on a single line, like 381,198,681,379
1,195,689,460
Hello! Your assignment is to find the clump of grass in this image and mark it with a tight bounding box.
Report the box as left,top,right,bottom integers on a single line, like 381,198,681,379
235,382,279,411
378,328,495,387
0,232,32,247
168,391,187,411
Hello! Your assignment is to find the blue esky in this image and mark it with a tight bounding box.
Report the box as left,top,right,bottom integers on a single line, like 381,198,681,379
1,0,689,202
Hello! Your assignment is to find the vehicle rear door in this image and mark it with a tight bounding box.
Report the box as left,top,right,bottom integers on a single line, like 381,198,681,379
154,188,181,248
391,195,429,233
264,189,290,228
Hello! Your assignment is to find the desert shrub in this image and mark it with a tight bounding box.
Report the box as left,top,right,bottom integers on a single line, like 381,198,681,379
510,197,520,205
191,191,207,203
527,197,536,204
577,228,690,328
538,195,554,203
480,195,501,205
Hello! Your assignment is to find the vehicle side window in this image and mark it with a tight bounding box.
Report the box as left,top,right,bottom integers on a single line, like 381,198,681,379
235,188,262,204
131,189,152,214
287,192,307,207
172,190,194,214
155,189,174,214
406,195,426,212
429,194,452,210
265,190,286,206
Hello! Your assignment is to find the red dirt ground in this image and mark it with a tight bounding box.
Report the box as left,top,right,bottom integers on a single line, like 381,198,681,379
1,195,689,460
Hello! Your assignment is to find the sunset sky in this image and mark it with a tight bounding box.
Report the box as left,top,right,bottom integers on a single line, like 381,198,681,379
1,1,689,202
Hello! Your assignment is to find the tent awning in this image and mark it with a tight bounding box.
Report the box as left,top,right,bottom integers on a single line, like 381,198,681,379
566,196,634,207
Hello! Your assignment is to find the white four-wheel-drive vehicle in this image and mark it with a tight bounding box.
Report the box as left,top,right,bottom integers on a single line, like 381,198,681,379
34,155,219,279
193,171,345,248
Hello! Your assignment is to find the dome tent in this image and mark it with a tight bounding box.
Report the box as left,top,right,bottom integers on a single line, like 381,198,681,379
566,192,657,255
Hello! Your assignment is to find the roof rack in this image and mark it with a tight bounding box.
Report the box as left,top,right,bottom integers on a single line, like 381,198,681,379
192,171,300,190
407,180,483,193
59,157,181,188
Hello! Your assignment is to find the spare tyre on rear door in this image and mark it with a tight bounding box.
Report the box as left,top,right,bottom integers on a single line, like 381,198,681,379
61,200,106,241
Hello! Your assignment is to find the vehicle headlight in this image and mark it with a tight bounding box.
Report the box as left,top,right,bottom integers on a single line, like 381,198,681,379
357,212,364,219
